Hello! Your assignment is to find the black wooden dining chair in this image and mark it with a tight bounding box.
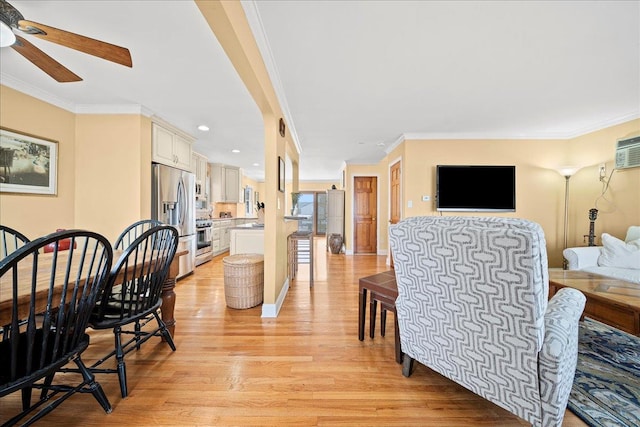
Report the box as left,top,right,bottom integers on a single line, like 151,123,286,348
112,219,164,347
114,219,163,250
0,230,114,426
0,224,30,259
88,225,178,398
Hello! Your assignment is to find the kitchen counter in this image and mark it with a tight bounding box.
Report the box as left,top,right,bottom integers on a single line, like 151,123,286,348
284,215,311,220
212,217,258,222
231,223,264,230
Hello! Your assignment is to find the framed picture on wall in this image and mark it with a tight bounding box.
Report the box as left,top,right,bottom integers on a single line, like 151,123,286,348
278,156,285,192
0,127,58,195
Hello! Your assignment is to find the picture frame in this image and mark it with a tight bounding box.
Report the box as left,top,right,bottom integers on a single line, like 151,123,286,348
278,156,285,192
0,127,58,195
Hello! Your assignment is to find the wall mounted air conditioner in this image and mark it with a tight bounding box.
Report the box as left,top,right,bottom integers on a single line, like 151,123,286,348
615,134,640,170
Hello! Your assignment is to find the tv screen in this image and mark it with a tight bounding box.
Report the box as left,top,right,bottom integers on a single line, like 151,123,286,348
436,165,516,212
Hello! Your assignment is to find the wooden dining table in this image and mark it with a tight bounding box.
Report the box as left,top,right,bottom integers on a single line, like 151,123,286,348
0,249,187,338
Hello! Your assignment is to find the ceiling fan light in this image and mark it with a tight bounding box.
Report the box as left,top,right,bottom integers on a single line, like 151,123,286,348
0,21,16,47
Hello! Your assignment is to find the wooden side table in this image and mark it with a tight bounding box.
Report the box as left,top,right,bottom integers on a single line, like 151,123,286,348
358,270,401,363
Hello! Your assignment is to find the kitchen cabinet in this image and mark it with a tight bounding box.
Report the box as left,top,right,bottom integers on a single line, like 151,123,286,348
221,225,231,250
191,152,209,200
210,163,241,203
152,122,192,171
212,220,232,255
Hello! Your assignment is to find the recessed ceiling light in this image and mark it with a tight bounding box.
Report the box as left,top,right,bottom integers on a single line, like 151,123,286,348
377,142,385,146
197,125,209,131
252,163,259,167
232,149,240,153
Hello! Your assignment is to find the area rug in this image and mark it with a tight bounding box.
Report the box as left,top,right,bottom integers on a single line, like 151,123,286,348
568,317,640,427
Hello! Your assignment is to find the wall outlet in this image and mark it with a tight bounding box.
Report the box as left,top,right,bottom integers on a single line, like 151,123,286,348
407,200,413,208
422,195,430,202
599,163,606,181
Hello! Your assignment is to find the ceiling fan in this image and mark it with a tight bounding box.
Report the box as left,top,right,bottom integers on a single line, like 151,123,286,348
0,0,132,82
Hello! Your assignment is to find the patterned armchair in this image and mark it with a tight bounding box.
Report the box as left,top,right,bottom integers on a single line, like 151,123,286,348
389,216,586,427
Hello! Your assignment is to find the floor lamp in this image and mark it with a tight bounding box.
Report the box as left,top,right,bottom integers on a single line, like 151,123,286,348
557,166,580,266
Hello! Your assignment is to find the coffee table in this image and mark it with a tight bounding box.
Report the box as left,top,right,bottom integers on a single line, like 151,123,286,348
548,269,640,336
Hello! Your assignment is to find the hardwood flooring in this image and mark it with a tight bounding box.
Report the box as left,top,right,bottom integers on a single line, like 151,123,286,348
1,237,586,426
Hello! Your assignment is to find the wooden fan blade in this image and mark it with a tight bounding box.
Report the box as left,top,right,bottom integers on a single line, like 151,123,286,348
11,35,82,82
18,19,132,68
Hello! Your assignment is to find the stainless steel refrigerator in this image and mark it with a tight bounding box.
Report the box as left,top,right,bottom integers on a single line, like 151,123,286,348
152,163,196,279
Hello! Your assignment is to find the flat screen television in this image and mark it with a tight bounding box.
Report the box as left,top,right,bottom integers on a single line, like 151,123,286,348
436,165,516,212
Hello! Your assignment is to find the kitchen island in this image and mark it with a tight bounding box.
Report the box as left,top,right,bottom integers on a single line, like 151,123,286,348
229,222,264,255
209,218,258,256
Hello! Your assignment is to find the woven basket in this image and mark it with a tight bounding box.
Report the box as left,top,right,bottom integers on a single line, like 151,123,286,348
223,254,264,309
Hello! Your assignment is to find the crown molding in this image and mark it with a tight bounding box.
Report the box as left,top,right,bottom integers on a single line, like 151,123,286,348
564,111,640,139
75,104,153,116
150,115,196,142
1,73,76,112
398,111,640,142
2,73,155,118
384,134,406,154
241,0,302,155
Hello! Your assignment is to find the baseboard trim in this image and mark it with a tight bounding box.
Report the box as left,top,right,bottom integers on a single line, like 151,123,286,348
261,277,290,318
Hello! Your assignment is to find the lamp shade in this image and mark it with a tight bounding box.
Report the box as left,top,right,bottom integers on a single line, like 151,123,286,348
556,166,581,178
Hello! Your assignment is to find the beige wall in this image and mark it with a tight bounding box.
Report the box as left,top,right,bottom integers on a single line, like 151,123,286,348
344,163,388,254
567,119,640,244
1,85,154,243
396,138,567,264
298,181,340,192
366,120,639,268
0,86,77,239
75,114,151,242
197,0,301,313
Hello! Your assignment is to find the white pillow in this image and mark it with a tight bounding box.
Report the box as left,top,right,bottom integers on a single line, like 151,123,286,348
598,233,640,269
626,226,640,242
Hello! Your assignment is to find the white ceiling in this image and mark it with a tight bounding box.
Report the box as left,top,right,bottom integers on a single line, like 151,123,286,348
1,1,639,182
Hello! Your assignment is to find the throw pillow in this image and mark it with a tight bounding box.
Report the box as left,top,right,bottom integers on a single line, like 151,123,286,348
598,233,640,269
626,226,640,242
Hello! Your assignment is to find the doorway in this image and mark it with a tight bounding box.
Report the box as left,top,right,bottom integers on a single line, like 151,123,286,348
389,160,401,267
353,176,377,254
297,191,327,235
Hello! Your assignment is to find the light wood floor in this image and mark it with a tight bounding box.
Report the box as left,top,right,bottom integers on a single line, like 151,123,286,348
1,237,586,426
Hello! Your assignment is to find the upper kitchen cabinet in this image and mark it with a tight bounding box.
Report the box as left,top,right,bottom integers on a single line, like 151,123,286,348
210,163,241,203
191,152,209,200
152,122,193,171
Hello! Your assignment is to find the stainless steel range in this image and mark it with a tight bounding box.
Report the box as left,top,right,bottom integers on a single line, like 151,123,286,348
195,218,213,266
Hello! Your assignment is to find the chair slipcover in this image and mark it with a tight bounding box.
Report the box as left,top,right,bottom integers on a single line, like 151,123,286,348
389,216,586,427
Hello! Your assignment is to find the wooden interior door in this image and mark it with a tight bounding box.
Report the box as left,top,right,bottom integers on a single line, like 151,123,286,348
389,161,401,267
354,176,377,254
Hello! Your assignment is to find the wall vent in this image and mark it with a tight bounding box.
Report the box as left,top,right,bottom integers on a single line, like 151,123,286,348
615,134,640,170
